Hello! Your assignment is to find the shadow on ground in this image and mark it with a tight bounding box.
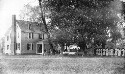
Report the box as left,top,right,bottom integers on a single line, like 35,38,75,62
113,62,125,74
0,55,125,74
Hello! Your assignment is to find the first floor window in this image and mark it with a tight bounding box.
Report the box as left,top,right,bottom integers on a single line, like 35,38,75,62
39,34,44,39
7,36,9,41
27,43,33,50
17,43,20,50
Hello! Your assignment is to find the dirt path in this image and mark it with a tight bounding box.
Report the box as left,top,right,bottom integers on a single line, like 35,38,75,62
0,56,125,74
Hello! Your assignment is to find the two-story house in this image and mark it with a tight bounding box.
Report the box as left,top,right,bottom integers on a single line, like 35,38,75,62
3,15,50,55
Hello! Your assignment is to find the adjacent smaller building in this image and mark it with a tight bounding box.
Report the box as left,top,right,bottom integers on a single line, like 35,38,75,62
3,15,50,55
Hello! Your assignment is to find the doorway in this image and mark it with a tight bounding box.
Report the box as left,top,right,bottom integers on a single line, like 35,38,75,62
37,44,42,54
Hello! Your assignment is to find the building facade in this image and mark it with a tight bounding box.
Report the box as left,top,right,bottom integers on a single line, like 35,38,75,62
3,15,50,55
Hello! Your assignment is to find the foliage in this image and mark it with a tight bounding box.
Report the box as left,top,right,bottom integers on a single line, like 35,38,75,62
19,4,41,22
46,0,123,48
19,0,123,54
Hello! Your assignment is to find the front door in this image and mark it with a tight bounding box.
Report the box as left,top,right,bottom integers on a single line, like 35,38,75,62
37,44,42,54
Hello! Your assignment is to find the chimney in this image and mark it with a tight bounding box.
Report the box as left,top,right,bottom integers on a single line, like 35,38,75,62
12,15,16,55
12,15,16,26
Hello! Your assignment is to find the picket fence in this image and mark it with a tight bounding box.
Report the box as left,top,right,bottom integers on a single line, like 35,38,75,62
96,48,125,57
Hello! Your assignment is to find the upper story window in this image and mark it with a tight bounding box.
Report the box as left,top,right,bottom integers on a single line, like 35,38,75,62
27,43,33,50
18,33,19,38
39,34,44,39
28,33,33,39
7,36,9,41
28,24,32,30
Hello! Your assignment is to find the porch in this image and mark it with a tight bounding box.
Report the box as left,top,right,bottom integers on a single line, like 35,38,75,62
36,40,50,55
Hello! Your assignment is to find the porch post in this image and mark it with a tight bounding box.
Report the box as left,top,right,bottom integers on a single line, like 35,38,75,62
122,49,125,57
36,44,37,54
42,42,44,54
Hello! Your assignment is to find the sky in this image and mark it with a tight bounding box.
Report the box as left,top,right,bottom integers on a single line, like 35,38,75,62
0,0,38,39
0,0,125,39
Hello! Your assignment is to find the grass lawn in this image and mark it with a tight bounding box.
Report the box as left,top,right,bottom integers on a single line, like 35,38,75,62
0,55,125,74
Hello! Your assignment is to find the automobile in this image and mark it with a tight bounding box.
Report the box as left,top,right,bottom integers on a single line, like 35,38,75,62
63,44,84,55
63,49,77,55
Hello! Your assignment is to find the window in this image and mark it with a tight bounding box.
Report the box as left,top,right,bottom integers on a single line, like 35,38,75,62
7,36,9,41
27,44,30,50
29,33,33,39
39,34,44,39
37,44,42,53
17,43,20,50
18,33,19,38
39,34,42,39
7,45,9,50
27,43,33,50
28,24,32,30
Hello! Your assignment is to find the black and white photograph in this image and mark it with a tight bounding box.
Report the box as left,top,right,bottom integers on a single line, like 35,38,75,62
0,0,125,74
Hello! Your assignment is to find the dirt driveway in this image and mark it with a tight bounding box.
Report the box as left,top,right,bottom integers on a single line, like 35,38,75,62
0,55,125,74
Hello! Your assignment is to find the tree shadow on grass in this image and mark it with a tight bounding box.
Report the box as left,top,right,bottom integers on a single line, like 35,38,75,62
113,62,125,74
0,64,7,74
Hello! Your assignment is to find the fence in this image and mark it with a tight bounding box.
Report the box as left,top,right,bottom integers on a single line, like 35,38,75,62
96,48,125,57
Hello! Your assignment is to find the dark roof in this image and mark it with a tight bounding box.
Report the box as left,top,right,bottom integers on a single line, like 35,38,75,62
4,20,46,37
16,20,45,33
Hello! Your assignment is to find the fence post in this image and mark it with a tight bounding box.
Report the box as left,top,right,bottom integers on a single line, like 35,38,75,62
122,49,125,57
115,49,118,57
103,49,106,56
118,49,121,57
106,49,108,56
99,49,101,56
110,49,113,57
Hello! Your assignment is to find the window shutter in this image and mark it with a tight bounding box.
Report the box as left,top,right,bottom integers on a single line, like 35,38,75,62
29,24,31,30
32,33,33,39
28,33,30,39
32,43,33,50
27,44,29,50
43,34,44,39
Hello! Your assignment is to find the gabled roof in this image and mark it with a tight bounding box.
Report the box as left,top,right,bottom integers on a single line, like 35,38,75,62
16,20,45,33
4,19,46,38
37,39,49,44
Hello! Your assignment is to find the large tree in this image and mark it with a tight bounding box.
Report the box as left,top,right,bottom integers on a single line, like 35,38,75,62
39,0,123,54
19,4,41,22
45,0,123,48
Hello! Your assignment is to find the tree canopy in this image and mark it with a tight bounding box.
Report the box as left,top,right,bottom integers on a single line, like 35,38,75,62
47,0,123,45
19,0,124,54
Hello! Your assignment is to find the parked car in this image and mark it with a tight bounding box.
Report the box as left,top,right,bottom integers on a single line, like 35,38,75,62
63,44,84,56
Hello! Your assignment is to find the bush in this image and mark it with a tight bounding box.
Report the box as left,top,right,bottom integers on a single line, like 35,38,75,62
105,42,116,49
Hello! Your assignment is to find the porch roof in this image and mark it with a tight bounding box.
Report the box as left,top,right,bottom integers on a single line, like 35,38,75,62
37,39,49,44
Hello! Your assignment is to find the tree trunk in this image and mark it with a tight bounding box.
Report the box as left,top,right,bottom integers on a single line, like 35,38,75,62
38,0,54,54
59,44,64,55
